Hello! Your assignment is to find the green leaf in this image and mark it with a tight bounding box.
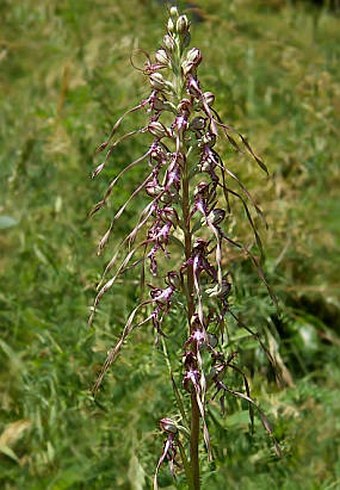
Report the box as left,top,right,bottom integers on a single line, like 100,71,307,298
0,444,20,463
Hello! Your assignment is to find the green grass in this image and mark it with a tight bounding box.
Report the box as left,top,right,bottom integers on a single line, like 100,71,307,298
0,0,339,488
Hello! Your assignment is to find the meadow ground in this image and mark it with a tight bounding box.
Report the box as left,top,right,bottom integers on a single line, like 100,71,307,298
0,1,339,488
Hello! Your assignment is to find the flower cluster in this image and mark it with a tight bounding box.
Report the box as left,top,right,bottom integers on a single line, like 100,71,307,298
89,6,279,488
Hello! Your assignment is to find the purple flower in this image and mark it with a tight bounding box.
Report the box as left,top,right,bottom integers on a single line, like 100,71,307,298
185,327,207,350
183,367,201,393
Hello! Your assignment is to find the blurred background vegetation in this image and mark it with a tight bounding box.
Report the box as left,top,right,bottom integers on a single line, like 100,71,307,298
0,0,339,488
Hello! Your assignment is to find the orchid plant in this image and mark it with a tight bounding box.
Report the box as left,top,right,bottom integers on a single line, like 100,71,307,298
89,7,280,489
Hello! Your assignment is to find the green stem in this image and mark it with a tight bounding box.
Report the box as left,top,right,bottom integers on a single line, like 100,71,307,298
173,32,200,488
190,393,200,489
181,147,201,490
178,439,195,490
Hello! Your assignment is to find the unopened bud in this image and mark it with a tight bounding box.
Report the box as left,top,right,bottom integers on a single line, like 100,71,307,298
166,271,181,290
176,15,189,35
190,314,201,329
170,6,179,18
160,417,178,434
194,181,209,198
145,183,164,197
182,61,195,76
187,48,202,65
155,48,169,65
202,132,216,147
199,160,211,172
159,192,172,204
149,73,166,91
152,98,170,112
208,208,225,225
220,279,232,297
162,206,178,224
204,91,215,106
206,279,231,298
177,98,191,112
193,238,208,251
190,117,206,131
188,77,201,97
167,17,175,33
148,121,167,138
163,34,175,51
149,73,173,92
